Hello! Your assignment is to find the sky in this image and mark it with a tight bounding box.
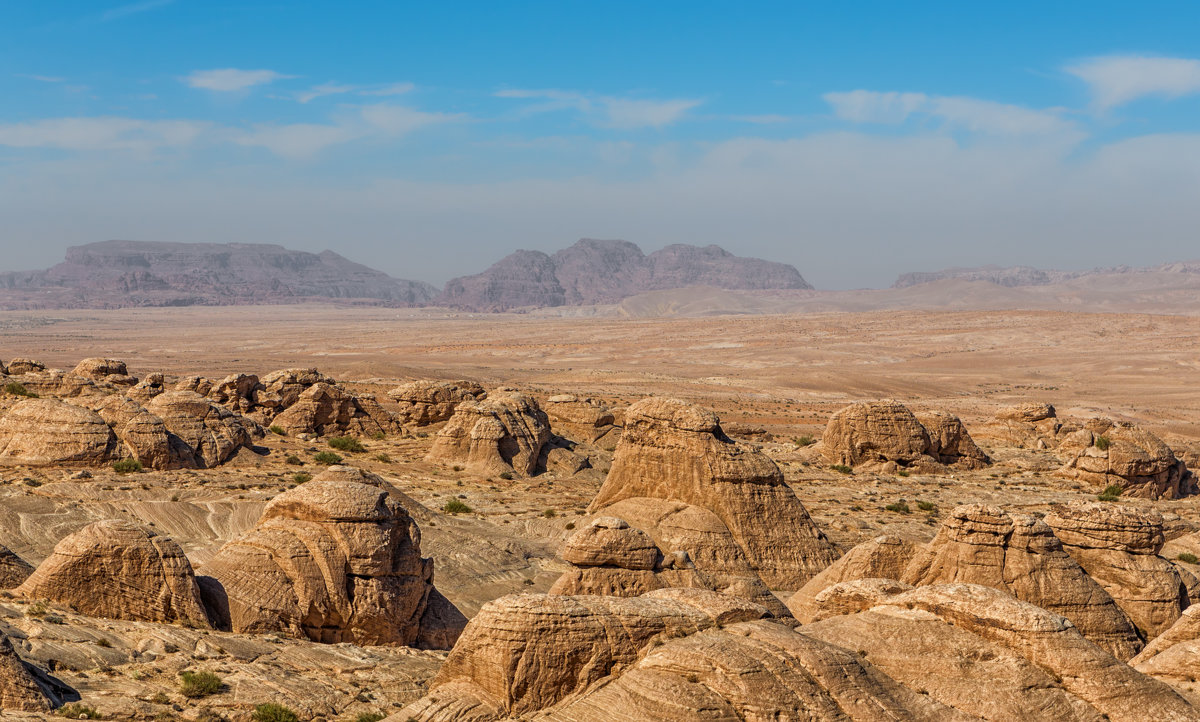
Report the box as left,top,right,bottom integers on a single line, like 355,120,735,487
2,1,1199,289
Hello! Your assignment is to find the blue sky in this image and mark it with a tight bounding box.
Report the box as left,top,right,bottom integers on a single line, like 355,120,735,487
3,1,1200,288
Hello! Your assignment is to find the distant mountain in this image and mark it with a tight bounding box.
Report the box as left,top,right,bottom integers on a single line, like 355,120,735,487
892,261,1200,289
435,238,812,311
0,241,437,309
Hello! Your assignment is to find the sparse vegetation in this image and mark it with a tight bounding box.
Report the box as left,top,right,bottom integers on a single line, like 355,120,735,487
565,522,576,530
355,714,386,722
897,470,911,478
1178,552,1200,565
885,502,911,514
329,436,366,453
371,431,386,441
59,703,102,719
292,472,312,484
268,425,286,435
179,670,224,698
499,471,514,480
284,454,303,466
250,704,299,722
374,452,393,463
543,508,556,518
313,451,343,465
792,435,816,447
95,637,112,648
830,464,853,475
1094,435,1111,451
1098,484,1123,502
112,458,143,475
3,381,37,398
917,500,936,512
443,499,472,514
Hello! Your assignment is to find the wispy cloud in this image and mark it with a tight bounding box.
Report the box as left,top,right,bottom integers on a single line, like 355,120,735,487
359,82,416,97
496,88,702,129
16,74,65,83
100,0,174,22
0,117,207,152
825,90,1073,135
733,114,793,124
295,83,356,103
232,104,463,158
184,68,292,92
1067,55,1200,109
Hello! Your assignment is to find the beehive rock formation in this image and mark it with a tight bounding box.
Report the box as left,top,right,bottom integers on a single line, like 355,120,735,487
823,400,988,470
197,470,461,648
804,583,1198,722
270,381,396,437
1046,503,1190,639
787,535,922,622
71,357,133,384
146,391,255,467
15,520,209,626
1057,419,1192,499
0,544,34,588
0,634,52,712
388,380,486,426
127,372,167,403
4,358,44,375
90,394,174,469
7,368,97,398
425,388,552,476
902,504,1143,660
983,401,1064,449
589,397,837,589
916,410,991,469
543,394,621,448
0,398,118,465
258,367,333,408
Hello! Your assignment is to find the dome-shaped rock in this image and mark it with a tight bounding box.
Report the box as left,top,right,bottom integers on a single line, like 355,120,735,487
425,388,552,476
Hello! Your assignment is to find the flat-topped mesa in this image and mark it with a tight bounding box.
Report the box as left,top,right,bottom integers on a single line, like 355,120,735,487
589,397,837,589
1046,503,1190,640
388,379,486,426
1056,418,1193,499
425,388,552,476
197,468,463,648
822,400,989,471
902,503,1144,660
15,520,209,626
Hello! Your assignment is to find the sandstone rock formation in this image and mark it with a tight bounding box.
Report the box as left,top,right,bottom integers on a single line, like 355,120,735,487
90,394,174,469
146,391,255,467
7,368,97,398
71,357,134,384
1133,604,1200,695
1046,503,1190,639
425,388,552,476
543,393,621,448
0,634,52,712
0,544,34,588
786,534,922,622
590,397,838,589
127,371,167,403
388,380,486,426
270,381,396,437
916,410,991,468
197,469,461,648
0,398,118,465
902,504,1143,660
258,368,335,408
982,401,1064,449
1057,419,1193,498
15,520,209,626
4,358,44,375
823,400,989,470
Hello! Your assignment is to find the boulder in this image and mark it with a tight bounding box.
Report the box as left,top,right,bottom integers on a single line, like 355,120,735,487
589,397,838,589
902,504,1144,660
0,398,118,465
146,391,254,468
269,382,394,437
1057,420,1192,499
388,380,486,426
426,388,552,476
787,535,922,622
15,520,209,626
1046,503,1189,639
543,394,619,445
197,469,461,648
916,410,990,468
9,369,96,398
71,357,130,381
90,395,174,469
259,367,334,408
4,358,44,375
175,375,213,395
208,372,260,412
127,372,167,403
823,400,939,469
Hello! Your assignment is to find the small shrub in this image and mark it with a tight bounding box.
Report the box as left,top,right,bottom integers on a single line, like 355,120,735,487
45,613,65,624
793,435,816,447
268,425,286,435
150,691,171,704
180,670,223,698
897,470,911,478
374,453,393,463
329,436,366,453
59,703,102,719
371,431,386,441
1098,484,1123,502
830,464,853,475
885,502,911,514
499,471,514,480
26,601,48,618
313,451,343,465
292,472,312,484
916,500,936,512
1094,435,1111,451
565,521,576,530
94,637,112,648
112,459,143,475
543,509,556,518
1178,552,1200,565
443,499,472,514
452,465,464,472
23,478,42,487
355,714,386,722
251,703,299,722
3,381,37,398
284,454,303,466
415,431,429,439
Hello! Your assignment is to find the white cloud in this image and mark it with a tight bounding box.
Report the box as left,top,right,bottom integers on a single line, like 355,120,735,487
185,68,291,92
0,117,207,151
1067,55,1200,109
359,82,416,97
295,83,356,103
233,104,462,158
733,114,793,124
16,74,65,83
496,88,702,129
825,90,1074,135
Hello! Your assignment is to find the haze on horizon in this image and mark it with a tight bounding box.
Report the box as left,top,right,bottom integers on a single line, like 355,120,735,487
2,1,1199,290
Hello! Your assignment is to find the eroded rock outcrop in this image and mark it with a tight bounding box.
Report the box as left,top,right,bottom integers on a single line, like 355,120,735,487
197,469,461,648
786,535,922,622
15,520,209,626
388,380,486,426
90,395,174,469
917,410,991,469
1057,419,1193,499
823,400,988,471
0,398,118,465
0,634,52,712
543,394,620,448
0,544,34,588
71,357,133,384
146,391,255,467
426,389,552,476
983,402,1064,449
270,382,397,437
4,358,44,376
590,398,837,589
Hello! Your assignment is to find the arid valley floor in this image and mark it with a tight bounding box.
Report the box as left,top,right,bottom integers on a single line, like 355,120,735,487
4,305,1200,720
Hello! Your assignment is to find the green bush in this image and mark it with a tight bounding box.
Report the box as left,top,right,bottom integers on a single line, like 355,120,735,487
830,464,853,475
268,425,286,435
59,703,102,719
112,458,143,475
1178,552,1199,565
885,502,911,514
329,436,366,453
313,451,343,465
443,499,472,514
179,670,223,698
542,508,556,518
1094,435,1111,451
1098,484,1123,502
916,500,936,512
292,472,312,484
374,453,393,463
250,704,298,722
499,471,514,480
3,381,37,398
355,714,386,722
284,454,303,466
793,435,816,447
897,470,911,478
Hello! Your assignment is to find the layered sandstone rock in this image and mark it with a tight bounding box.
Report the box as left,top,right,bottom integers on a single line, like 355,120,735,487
388,380,486,426
1046,503,1190,639
917,410,991,468
802,578,915,622
786,535,922,622
543,394,620,447
823,400,934,468
197,470,461,648
15,520,209,626
590,397,837,589
425,389,552,476
0,634,52,712
90,395,174,469
146,391,254,467
902,504,1143,660
0,544,34,588
1057,419,1192,499
208,372,260,412
269,382,396,437
0,398,118,465
71,357,133,384
1133,604,1200,692
8,369,96,398
127,372,167,403
4,358,44,375
258,367,334,408
805,583,1198,722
